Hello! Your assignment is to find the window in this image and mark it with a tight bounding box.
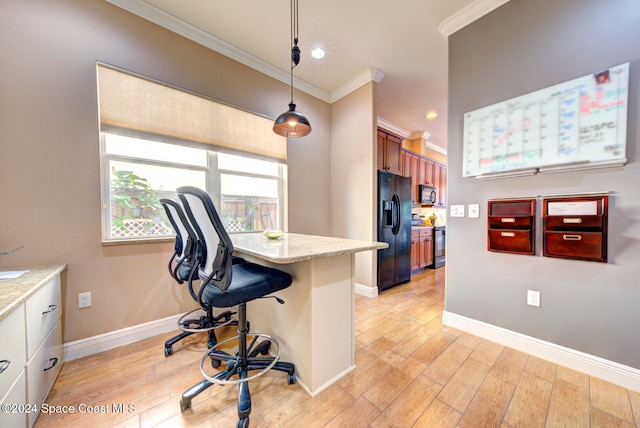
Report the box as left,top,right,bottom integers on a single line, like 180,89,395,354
96,63,288,244
219,153,282,232
101,133,286,243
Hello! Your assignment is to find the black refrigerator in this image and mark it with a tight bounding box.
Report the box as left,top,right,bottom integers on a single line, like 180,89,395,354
377,171,412,291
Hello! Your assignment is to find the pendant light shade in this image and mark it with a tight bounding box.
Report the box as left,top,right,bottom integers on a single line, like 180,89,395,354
273,0,311,138
273,103,311,137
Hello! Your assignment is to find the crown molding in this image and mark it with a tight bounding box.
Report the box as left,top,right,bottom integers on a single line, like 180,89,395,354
438,0,511,37
426,141,448,155
330,68,385,103
376,118,411,139
408,130,431,140
105,0,331,102
409,131,448,156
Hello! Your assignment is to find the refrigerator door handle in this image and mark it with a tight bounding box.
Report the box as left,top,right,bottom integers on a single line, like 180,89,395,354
392,194,400,235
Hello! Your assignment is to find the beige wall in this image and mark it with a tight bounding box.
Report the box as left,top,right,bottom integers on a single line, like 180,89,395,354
0,0,332,342
405,138,447,164
330,82,378,289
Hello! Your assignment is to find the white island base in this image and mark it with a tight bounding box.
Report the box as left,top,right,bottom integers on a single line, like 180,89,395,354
231,233,387,397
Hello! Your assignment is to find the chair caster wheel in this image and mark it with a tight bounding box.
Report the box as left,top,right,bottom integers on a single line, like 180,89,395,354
211,358,221,369
164,346,173,357
288,373,296,385
237,417,249,428
180,398,191,412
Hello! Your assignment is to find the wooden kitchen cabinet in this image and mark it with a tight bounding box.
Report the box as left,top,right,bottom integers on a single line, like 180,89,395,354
377,129,402,175
438,165,447,206
411,227,434,272
401,150,412,177
420,157,435,186
401,148,447,207
401,150,419,204
419,228,434,268
410,230,420,271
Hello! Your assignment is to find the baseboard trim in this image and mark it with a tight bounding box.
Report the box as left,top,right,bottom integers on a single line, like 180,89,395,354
443,311,640,393
63,313,182,361
296,364,357,398
355,282,378,298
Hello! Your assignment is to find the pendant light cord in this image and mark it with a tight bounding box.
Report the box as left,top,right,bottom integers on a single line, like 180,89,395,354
289,0,299,104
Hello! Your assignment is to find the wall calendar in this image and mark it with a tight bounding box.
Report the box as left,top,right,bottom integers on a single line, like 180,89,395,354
463,63,629,178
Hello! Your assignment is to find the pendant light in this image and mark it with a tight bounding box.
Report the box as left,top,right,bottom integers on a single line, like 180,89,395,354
273,0,311,138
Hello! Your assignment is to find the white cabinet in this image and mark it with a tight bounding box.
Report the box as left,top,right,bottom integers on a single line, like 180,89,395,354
0,304,26,399
0,371,27,428
26,275,62,359
0,305,28,428
0,267,64,428
27,319,63,427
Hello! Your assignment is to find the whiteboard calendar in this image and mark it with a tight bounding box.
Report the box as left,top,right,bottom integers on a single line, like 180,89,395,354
462,63,629,177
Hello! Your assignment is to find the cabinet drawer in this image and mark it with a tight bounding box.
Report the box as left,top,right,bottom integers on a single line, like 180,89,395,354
544,231,605,261
488,215,532,230
27,319,63,427
545,215,603,231
0,370,27,428
26,276,61,359
411,230,419,239
419,228,433,238
0,305,26,400
488,229,534,254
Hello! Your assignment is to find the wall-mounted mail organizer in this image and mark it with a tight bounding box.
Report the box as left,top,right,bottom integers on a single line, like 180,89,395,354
487,198,536,255
542,194,608,263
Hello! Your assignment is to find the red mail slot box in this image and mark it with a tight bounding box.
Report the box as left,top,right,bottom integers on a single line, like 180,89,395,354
487,198,536,255
542,195,608,263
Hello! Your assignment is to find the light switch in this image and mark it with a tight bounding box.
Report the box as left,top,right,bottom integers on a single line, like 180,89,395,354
450,205,464,217
468,204,480,218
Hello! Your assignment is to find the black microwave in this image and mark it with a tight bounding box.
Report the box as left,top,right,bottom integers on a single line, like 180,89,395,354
419,185,437,205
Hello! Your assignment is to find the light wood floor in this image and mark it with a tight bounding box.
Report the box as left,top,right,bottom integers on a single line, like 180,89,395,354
35,269,640,427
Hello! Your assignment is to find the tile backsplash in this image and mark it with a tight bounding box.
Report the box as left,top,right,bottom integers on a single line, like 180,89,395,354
412,207,447,226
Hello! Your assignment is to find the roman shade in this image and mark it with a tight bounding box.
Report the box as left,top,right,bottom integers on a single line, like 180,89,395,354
97,64,287,160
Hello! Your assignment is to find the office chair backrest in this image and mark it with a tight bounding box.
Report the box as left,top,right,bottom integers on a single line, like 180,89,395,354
160,198,198,283
177,186,234,292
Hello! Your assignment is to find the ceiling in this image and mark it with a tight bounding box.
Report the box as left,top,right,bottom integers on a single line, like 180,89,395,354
107,0,509,151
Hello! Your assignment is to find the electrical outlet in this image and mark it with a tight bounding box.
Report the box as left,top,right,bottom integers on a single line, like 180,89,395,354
78,292,92,308
527,290,541,307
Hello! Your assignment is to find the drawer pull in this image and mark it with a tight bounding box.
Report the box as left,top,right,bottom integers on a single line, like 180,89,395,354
500,232,516,237
563,235,582,241
44,357,59,372
501,218,516,223
563,218,583,224
0,359,10,374
42,304,57,315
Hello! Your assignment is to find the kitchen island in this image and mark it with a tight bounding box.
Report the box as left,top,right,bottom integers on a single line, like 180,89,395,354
230,232,387,396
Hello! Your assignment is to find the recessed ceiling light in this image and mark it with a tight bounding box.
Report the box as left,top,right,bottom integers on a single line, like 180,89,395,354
311,47,325,59
426,111,438,120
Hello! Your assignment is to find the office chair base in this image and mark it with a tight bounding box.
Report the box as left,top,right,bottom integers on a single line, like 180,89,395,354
177,308,237,333
164,309,236,357
200,333,285,385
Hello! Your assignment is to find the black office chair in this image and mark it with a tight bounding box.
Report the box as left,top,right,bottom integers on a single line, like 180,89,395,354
177,186,296,428
160,198,236,356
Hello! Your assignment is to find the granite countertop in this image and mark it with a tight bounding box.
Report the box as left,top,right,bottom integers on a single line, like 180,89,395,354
231,232,388,264
0,265,67,321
